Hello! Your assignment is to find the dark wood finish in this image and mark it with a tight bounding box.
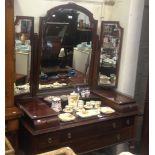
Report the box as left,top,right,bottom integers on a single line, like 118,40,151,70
93,21,123,89
5,107,22,154
92,90,138,113
17,91,138,155
31,33,40,96
19,106,137,155
5,0,15,107
9,3,138,155
19,99,58,119
35,3,98,95
19,99,59,130
6,107,22,121
141,79,149,155
5,2,23,154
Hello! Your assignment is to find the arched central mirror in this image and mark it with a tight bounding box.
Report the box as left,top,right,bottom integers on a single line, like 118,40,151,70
38,3,97,91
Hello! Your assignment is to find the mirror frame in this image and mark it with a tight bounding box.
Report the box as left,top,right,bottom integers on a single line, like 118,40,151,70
96,21,123,89
34,3,98,95
14,16,35,98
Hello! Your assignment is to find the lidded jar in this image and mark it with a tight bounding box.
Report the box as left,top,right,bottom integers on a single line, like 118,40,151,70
51,96,62,112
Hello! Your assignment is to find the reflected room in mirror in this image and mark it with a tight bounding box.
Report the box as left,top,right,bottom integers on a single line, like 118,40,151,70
98,21,123,88
38,6,93,90
14,16,34,95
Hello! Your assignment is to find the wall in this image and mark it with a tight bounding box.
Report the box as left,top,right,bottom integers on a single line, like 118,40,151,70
134,0,149,112
102,0,145,97
14,0,145,97
14,0,102,33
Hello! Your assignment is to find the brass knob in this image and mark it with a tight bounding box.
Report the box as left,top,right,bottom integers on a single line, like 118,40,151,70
67,132,72,139
48,137,53,144
112,122,116,128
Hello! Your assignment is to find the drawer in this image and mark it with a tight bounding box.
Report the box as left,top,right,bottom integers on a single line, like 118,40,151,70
121,117,134,127
70,126,134,153
94,119,122,132
60,119,122,142
38,132,60,149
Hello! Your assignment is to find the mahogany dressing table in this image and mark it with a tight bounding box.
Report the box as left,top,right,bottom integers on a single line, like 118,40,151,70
12,3,139,155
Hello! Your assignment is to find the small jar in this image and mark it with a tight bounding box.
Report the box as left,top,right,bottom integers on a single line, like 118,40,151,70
81,89,86,98
85,88,90,98
94,101,101,109
78,100,84,108
51,97,62,112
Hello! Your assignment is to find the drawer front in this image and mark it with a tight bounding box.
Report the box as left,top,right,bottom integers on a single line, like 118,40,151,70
121,117,134,127
70,126,134,153
38,132,60,149
60,119,122,142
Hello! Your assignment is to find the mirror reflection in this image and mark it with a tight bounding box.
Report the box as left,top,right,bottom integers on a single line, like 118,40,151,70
14,16,33,95
39,8,92,90
98,22,123,87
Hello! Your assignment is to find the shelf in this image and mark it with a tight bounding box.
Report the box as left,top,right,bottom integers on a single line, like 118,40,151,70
77,28,91,32
102,47,116,50
99,66,116,69
98,83,116,88
104,34,120,38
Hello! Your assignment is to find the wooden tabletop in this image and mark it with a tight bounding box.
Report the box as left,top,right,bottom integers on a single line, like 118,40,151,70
5,106,22,120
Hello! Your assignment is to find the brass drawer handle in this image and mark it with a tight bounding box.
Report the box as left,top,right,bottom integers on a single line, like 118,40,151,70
116,134,120,141
48,137,53,144
112,122,116,128
67,132,72,139
126,119,130,125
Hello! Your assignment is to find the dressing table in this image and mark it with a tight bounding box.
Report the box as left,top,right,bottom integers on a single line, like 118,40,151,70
6,1,138,155
18,93,138,155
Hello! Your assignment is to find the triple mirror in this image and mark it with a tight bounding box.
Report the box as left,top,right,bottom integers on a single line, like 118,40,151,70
13,3,123,96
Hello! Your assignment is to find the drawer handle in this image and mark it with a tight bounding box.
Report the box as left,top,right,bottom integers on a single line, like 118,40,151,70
116,134,120,141
126,119,130,125
112,122,116,128
48,137,53,144
67,133,72,139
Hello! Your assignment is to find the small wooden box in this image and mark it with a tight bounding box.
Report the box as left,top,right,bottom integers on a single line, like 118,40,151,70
37,147,77,155
19,99,59,130
93,90,138,113
5,137,15,155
